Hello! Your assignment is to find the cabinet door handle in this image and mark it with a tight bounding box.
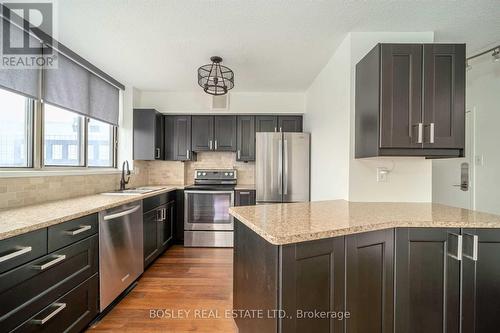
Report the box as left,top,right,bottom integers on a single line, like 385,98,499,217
155,148,160,158
463,233,478,261
186,150,190,159
429,123,435,144
417,123,423,144
237,150,241,159
447,233,463,261
31,303,66,325
65,225,91,236
280,127,283,132
239,191,250,195
274,127,277,132
0,246,32,263
163,208,167,221
215,140,218,150
156,209,163,222
33,255,66,270
209,140,213,150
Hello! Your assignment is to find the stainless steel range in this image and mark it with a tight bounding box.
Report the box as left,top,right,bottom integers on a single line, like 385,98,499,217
184,169,236,247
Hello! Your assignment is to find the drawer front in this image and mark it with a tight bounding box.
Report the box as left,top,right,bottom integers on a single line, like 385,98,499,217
48,214,98,252
143,193,168,213
0,229,47,274
0,235,98,332
12,274,99,333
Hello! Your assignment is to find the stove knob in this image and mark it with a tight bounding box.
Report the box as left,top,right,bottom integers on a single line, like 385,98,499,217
202,172,207,176
224,172,228,176
229,172,233,176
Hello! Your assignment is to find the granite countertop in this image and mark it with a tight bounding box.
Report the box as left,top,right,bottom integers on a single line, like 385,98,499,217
229,200,500,245
0,185,183,240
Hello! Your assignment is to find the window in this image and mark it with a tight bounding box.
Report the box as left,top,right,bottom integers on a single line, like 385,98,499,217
0,88,32,167
88,118,114,167
44,104,84,166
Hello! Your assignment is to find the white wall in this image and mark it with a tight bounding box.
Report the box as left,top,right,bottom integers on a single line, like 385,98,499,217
118,86,140,169
304,36,351,200
463,56,500,214
137,91,305,114
348,32,434,202
305,31,435,202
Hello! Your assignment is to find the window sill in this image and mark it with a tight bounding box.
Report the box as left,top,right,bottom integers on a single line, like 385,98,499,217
0,168,122,178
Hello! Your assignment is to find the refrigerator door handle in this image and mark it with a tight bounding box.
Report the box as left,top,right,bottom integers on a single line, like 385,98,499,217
278,139,282,195
283,139,288,195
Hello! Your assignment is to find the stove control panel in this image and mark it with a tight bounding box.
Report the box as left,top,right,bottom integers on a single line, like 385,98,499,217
194,169,237,181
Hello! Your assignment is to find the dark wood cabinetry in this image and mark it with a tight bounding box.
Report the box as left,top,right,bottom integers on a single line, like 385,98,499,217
346,229,394,333
143,191,176,268
191,115,237,152
255,115,278,132
235,190,256,206
0,214,99,333
462,228,500,333
236,116,255,161
133,109,164,160
256,115,303,132
191,116,214,151
165,115,194,161
281,237,345,333
278,116,303,132
355,43,465,158
395,228,461,333
422,44,465,150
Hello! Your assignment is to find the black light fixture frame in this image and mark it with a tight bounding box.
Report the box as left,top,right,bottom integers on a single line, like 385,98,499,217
197,56,234,96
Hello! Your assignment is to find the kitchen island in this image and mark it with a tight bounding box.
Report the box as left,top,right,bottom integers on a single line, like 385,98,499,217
229,200,500,333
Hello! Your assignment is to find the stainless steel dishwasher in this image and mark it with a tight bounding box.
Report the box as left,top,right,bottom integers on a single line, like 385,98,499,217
99,201,143,311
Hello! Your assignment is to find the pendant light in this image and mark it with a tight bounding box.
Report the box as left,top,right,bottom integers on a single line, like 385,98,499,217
197,56,234,96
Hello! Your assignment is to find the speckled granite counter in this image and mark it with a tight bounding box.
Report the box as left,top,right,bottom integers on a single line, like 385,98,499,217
0,185,183,240
229,200,500,245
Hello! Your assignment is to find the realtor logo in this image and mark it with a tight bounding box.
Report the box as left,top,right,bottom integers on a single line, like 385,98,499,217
0,1,57,68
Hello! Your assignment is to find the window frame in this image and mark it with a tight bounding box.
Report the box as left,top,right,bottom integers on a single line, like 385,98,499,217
0,91,118,170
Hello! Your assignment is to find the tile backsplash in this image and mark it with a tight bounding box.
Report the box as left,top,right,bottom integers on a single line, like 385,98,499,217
0,153,254,210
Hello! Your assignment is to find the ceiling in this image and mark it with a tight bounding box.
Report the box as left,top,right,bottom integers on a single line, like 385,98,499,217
56,0,500,91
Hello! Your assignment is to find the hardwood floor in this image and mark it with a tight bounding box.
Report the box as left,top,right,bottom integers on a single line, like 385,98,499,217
87,245,237,333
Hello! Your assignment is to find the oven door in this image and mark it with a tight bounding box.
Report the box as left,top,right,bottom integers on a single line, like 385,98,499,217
184,190,234,231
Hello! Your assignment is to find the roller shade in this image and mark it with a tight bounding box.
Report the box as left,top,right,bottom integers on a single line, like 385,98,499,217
89,73,119,125
42,48,90,115
0,17,41,98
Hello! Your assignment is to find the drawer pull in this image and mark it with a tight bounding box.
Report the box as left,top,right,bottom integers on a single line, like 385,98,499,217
0,246,32,263
31,303,66,325
33,255,66,270
239,191,251,195
65,225,92,236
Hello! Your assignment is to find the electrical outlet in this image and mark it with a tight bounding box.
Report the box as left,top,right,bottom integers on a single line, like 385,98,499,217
377,167,389,182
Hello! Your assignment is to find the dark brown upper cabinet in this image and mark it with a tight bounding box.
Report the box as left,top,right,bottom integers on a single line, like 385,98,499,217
355,43,465,158
214,115,237,151
255,115,278,132
278,116,303,132
133,108,164,160
191,115,214,151
164,115,195,161
256,115,303,132
423,44,465,150
191,115,236,152
236,115,255,161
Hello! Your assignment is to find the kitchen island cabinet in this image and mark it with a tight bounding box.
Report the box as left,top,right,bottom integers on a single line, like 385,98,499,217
230,200,500,333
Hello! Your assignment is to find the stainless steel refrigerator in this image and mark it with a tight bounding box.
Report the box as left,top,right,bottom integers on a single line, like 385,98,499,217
256,132,310,203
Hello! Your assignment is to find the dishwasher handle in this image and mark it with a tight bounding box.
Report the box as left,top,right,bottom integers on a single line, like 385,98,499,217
103,205,141,221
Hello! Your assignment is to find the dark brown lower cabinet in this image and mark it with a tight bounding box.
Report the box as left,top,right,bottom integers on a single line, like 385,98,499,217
235,190,256,206
346,229,394,333
233,224,500,333
281,237,345,333
12,274,99,333
395,228,461,333
462,228,500,333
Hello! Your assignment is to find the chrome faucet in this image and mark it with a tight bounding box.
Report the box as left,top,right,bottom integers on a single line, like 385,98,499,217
120,160,131,190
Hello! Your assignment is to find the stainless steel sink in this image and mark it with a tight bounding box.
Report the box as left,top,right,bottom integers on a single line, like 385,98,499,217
101,186,164,196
